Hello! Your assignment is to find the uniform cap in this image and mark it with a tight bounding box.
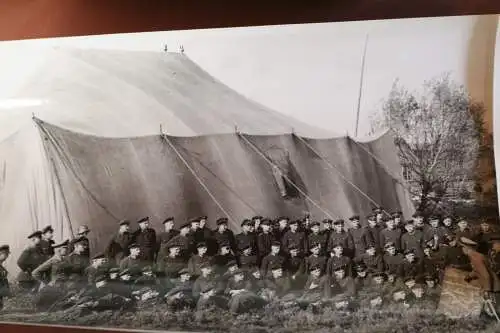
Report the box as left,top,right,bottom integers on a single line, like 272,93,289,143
128,243,140,250
391,212,402,218
271,241,281,247
137,217,150,224
412,211,424,218
226,260,238,268
77,225,90,234
142,265,153,273
92,253,105,260
196,242,208,249
216,217,229,225
310,242,321,250
309,265,322,273
372,271,386,279
404,277,416,284
42,225,54,234
232,268,244,276
277,216,289,222
241,219,252,227
163,217,175,224
199,216,208,220
384,242,395,249
52,240,69,249
310,221,320,228
355,262,367,271
119,219,130,226
331,243,343,249
109,267,120,274
288,220,299,226
333,265,347,272
252,216,263,220
333,219,345,225
288,244,299,251
119,269,131,277
349,215,360,221
405,219,414,225
0,245,10,253
404,249,415,256
322,219,333,224
367,214,376,221
179,268,190,275
180,222,191,229
28,231,43,239
260,219,271,226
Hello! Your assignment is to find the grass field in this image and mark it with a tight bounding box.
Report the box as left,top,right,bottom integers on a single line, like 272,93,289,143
1,293,499,333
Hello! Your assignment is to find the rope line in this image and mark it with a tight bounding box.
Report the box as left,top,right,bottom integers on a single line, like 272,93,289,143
160,132,238,227
295,135,391,217
237,132,337,220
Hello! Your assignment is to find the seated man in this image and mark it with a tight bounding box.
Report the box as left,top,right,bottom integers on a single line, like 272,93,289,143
330,265,357,312
164,268,196,311
225,269,266,314
297,265,331,310
193,262,227,311
132,266,163,308
284,245,306,290
263,266,293,303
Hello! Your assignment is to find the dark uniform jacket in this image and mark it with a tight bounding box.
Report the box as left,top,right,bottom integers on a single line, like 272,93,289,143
159,255,186,278
0,265,10,301
105,232,132,264
187,254,213,277
327,231,352,253
401,231,424,258
349,227,369,258
285,256,305,277
165,234,195,259
257,232,275,258
69,236,90,258
119,257,144,280
18,246,45,272
359,254,384,274
364,226,382,251
281,230,307,254
157,230,179,249
39,239,55,258
65,252,90,283
401,259,424,281
264,276,292,297
305,254,327,274
214,230,237,253
261,254,286,277
331,276,357,298
303,275,331,298
307,232,328,255
326,255,352,277
239,254,259,271
383,253,404,277
133,228,157,263
379,228,402,250
235,232,258,253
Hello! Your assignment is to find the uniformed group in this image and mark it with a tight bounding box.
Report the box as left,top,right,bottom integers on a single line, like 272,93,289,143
0,207,498,316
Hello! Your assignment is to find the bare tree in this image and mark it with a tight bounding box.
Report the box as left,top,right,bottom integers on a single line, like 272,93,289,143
370,73,486,213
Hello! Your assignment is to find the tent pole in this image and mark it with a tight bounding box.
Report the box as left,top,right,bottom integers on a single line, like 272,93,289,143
354,34,369,138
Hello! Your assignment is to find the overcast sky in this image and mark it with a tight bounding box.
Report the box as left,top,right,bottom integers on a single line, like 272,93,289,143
0,15,493,136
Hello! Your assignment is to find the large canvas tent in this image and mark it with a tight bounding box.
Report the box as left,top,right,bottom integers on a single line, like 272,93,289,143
0,48,413,275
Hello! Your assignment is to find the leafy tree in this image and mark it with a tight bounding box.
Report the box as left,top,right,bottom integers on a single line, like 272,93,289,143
370,73,487,213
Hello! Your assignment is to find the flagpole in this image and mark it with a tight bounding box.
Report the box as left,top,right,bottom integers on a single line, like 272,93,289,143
354,34,369,138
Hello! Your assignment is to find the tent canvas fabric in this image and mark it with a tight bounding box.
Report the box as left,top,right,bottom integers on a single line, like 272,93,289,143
0,48,413,276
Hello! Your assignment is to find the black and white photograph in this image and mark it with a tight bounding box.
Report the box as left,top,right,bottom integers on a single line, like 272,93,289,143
0,14,499,332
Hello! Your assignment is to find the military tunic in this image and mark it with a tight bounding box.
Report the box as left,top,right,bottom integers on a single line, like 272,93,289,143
260,254,286,277
364,226,382,251
327,231,353,253
401,258,424,281
187,254,213,277
235,231,258,253
281,230,307,254
257,232,275,258
214,230,237,253
17,245,45,289
401,230,424,258
69,236,90,258
383,253,404,277
133,228,157,263
358,254,384,274
105,232,132,265
379,228,402,250
39,239,55,259
119,256,144,280
65,252,90,288
225,278,264,313
305,254,327,274
326,255,353,277
0,265,10,310
239,254,259,271
349,227,369,258
307,232,328,255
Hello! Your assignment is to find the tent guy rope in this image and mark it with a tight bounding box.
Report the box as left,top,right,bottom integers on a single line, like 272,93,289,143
294,134,391,217
237,132,337,220
160,128,238,227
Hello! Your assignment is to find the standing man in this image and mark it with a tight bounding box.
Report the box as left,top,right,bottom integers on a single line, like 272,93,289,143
157,217,179,261
166,222,195,260
0,245,11,311
70,225,91,259
257,219,275,260
32,240,70,288
39,226,55,258
214,218,236,254
17,231,45,291
401,220,424,259
236,219,258,256
281,220,307,255
133,217,157,264
327,219,352,254
379,216,402,252
348,215,367,259
105,219,133,266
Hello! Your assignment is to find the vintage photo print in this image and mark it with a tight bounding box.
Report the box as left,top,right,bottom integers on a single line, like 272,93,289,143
0,14,499,333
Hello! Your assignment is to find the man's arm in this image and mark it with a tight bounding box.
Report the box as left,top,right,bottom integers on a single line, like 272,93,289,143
32,257,56,281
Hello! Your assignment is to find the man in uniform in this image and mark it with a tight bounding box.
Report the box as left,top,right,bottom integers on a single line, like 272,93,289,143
192,262,227,311
261,241,286,278
327,219,352,255
357,242,384,274
285,244,306,290
364,214,381,251
330,265,357,312
119,243,144,281
32,240,72,311
39,225,55,258
456,218,475,241
305,242,327,274
263,266,293,303
298,265,331,309
225,269,265,314
198,216,216,255
133,217,157,264
308,221,328,256
327,244,352,277
17,231,45,291
383,242,404,278
65,236,90,289
238,244,259,272
86,253,109,285
281,219,307,255
69,225,91,259
166,222,195,261
187,242,213,278
214,217,236,254
392,211,404,232
257,219,275,259
235,219,258,257
273,217,290,243
401,219,424,259
322,219,333,240
423,215,447,250
442,215,455,237
354,262,371,290
401,249,423,282
252,216,263,235
158,244,186,288
105,219,132,266
0,245,11,311
164,268,196,311
156,217,179,260
379,216,402,252
348,215,368,259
